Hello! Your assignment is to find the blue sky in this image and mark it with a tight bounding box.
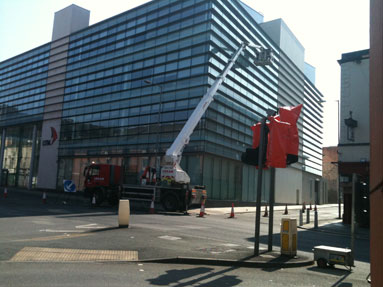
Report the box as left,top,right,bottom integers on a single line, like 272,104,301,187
0,0,370,146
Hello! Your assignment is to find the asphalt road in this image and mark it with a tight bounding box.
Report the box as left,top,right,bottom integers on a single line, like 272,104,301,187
0,190,371,286
1,261,371,287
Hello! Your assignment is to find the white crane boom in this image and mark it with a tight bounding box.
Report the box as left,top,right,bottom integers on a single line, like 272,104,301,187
161,42,272,184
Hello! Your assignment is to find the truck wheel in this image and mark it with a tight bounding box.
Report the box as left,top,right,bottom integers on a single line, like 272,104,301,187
317,258,327,268
162,193,179,212
107,196,119,206
107,190,120,206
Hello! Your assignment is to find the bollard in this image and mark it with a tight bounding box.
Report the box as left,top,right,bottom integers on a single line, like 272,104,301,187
280,218,297,256
306,209,310,224
299,210,303,226
118,200,130,228
314,210,318,229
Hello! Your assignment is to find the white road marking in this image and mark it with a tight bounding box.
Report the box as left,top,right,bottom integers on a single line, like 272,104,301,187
31,220,55,225
134,223,208,231
75,223,107,229
220,243,240,247
158,235,182,241
247,246,267,250
40,229,84,233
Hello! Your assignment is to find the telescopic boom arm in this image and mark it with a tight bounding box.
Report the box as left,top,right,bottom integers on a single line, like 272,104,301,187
165,42,248,164
161,42,273,183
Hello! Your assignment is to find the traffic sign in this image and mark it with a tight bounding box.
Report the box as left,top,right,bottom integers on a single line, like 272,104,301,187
63,180,76,193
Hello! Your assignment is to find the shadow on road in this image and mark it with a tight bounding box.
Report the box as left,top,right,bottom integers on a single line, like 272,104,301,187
307,266,351,276
307,268,352,287
147,266,242,287
245,227,369,263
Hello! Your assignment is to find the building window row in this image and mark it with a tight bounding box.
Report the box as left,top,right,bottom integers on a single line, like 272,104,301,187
0,45,50,74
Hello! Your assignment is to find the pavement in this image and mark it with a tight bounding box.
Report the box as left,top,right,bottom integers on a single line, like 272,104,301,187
2,186,366,268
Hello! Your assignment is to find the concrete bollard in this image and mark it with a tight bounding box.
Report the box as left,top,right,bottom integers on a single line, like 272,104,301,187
306,209,310,224
314,210,318,229
118,200,130,228
299,210,303,226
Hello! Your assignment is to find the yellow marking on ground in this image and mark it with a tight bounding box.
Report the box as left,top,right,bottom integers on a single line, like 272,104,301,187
12,233,93,242
10,247,138,262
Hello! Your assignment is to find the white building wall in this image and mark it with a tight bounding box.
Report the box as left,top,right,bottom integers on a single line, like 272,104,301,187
275,167,302,204
339,58,370,162
260,19,305,72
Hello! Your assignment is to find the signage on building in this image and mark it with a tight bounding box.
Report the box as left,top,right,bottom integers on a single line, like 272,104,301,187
42,127,58,146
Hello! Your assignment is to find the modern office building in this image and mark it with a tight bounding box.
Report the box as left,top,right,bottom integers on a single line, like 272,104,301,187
0,0,323,204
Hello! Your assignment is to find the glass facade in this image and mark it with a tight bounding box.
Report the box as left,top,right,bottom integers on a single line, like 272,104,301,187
0,0,323,201
303,78,323,175
1,124,41,188
0,44,49,188
60,0,210,154
0,44,50,127
55,0,281,201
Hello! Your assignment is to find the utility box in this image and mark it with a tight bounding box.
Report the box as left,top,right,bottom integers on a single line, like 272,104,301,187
118,200,130,228
280,218,297,256
313,245,354,269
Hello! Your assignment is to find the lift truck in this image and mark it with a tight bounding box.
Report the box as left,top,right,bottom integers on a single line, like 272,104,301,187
83,42,273,212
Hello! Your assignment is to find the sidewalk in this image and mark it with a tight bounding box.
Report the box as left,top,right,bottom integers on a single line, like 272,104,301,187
188,203,340,216
298,220,370,240
143,251,314,268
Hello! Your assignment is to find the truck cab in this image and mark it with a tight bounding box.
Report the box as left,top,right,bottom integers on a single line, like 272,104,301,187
84,164,121,205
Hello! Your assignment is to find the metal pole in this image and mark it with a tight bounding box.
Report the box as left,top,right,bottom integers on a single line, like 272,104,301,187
314,210,318,229
156,86,162,172
0,129,6,185
299,210,303,226
268,167,275,251
351,173,356,260
254,117,266,256
28,125,37,190
337,99,341,219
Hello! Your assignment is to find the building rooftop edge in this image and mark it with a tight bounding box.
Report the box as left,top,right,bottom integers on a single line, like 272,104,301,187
54,4,90,14
338,49,370,65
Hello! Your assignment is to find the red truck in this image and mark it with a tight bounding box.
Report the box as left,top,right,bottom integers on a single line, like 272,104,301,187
83,163,206,212
83,164,122,206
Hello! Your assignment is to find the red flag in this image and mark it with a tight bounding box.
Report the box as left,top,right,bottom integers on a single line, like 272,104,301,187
244,104,302,168
266,117,290,168
278,104,302,157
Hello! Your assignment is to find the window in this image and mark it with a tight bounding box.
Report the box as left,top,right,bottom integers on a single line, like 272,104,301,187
90,166,100,176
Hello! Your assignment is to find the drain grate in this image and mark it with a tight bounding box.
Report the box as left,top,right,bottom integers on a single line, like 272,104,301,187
10,247,138,262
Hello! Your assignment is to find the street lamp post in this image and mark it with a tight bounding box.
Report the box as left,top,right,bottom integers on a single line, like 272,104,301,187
144,80,162,172
335,99,341,219
335,100,342,218
321,99,341,218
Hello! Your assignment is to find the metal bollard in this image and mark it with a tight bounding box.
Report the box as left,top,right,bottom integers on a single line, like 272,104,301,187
306,209,310,224
299,210,303,226
314,210,318,229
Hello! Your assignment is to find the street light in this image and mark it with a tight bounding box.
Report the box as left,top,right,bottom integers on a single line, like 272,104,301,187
144,79,163,172
321,98,341,219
